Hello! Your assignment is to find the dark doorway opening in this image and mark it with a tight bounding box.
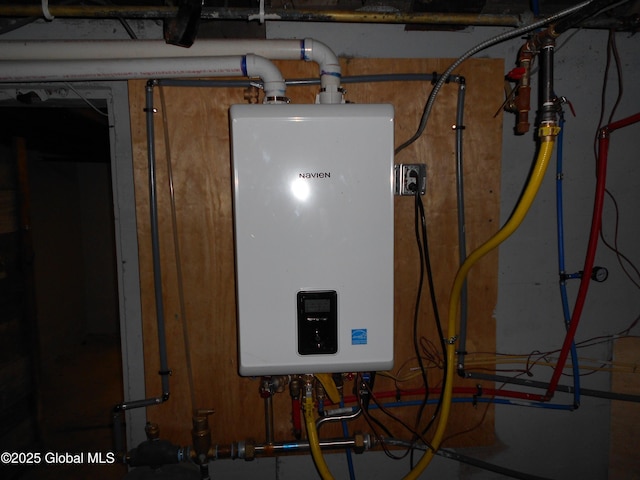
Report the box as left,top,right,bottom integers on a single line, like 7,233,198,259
0,100,126,479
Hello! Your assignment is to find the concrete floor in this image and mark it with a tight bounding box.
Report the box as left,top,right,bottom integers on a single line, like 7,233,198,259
18,335,127,480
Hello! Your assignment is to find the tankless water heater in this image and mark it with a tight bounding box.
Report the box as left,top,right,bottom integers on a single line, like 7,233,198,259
230,103,394,376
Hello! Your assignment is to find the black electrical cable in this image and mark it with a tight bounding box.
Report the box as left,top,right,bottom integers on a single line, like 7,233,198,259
411,190,431,433
406,191,448,469
415,192,448,438
408,189,430,468
361,178,452,465
357,377,436,461
355,374,406,461
595,30,640,291
600,191,640,290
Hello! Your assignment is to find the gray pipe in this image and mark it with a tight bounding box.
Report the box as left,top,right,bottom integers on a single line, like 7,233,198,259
112,81,172,455
454,79,470,376
145,80,172,400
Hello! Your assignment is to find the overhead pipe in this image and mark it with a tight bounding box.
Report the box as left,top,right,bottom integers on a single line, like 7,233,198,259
0,5,528,26
510,0,624,133
511,24,559,134
0,38,322,62
0,54,287,100
551,0,622,34
0,38,342,103
0,4,633,29
394,0,591,155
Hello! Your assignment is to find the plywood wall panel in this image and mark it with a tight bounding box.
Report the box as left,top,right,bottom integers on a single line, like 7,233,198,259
609,337,640,478
128,56,503,451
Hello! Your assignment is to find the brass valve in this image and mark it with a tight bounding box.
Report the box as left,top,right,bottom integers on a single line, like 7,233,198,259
192,408,215,460
144,422,160,440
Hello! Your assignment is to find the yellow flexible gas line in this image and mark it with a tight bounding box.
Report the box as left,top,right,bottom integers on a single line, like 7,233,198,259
304,395,335,480
402,127,558,480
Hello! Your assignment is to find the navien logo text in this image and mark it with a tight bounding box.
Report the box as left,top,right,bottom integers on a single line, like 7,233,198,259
299,172,331,179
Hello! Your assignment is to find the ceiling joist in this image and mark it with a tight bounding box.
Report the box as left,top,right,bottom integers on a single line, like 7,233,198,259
0,1,638,30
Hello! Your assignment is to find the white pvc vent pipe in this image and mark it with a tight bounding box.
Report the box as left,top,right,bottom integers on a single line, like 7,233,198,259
0,54,287,100
0,38,342,103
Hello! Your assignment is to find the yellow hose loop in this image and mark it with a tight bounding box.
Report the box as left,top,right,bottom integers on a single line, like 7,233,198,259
402,136,557,480
304,396,335,480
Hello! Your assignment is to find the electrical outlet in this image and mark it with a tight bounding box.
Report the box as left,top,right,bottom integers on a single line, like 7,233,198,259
394,163,427,196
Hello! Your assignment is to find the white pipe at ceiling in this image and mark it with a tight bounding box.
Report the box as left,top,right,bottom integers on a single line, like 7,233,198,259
0,39,307,61
0,54,287,100
0,38,342,103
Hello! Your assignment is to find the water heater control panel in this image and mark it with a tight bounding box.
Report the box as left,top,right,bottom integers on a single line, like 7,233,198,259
297,290,338,355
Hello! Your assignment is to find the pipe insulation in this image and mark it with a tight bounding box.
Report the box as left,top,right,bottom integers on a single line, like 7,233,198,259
0,38,341,102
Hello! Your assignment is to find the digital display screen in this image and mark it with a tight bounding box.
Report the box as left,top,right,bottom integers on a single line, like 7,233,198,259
305,298,331,313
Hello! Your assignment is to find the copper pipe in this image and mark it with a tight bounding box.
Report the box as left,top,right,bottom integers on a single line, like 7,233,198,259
206,435,371,460
513,26,559,134
0,4,631,29
268,10,522,26
0,5,522,26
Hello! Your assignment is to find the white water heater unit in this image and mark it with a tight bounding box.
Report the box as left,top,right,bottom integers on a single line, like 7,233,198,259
230,103,394,376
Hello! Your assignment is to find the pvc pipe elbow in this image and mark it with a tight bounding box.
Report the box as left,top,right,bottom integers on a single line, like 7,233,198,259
302,38,343,104
242,54,287,102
